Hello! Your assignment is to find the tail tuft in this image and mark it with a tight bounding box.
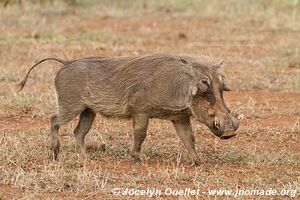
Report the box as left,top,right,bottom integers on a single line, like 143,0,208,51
16,78,26,92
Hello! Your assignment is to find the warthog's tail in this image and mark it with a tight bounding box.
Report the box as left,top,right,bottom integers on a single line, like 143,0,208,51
16,58,66,92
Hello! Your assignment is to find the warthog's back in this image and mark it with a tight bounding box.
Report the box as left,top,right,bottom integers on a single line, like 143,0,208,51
55,54,198,118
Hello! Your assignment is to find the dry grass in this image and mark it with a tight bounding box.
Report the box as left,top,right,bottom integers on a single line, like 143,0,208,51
0,0,300,199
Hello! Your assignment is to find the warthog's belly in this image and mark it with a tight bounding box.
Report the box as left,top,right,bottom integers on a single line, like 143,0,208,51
149,108,191,120
87,102,132,118
88,101,191,120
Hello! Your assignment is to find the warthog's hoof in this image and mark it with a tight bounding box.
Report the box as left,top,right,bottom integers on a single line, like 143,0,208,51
192,159,201,167
131,153,142,165
100,143,106,152
49,147,60,161
48,149,59,161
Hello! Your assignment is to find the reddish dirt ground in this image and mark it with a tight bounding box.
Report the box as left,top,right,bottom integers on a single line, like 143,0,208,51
0,91,299,199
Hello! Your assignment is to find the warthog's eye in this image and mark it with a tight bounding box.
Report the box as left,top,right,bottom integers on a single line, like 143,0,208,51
198,78,211,93
202,79,210,86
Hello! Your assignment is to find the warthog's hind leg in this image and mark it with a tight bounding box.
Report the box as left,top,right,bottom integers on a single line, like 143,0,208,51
50,115,60,161
172,117,200,166
50,107,84,161
73,108,96,158
130,113,149,164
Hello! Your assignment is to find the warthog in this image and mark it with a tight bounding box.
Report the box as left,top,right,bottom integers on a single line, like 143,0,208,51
17,53,239,165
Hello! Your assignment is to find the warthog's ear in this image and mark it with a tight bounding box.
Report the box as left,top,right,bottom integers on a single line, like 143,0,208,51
212,60,224,69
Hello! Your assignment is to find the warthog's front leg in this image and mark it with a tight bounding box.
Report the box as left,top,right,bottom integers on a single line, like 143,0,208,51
172,117,200,165
131,113,149,164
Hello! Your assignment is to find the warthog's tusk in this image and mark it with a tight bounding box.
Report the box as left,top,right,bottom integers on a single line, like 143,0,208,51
214,117,220,130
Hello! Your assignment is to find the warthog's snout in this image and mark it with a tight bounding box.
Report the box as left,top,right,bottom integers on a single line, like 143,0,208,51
212,114,239,139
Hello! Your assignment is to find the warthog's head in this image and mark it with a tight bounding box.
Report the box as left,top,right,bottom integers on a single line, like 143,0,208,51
189,61,239,139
